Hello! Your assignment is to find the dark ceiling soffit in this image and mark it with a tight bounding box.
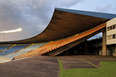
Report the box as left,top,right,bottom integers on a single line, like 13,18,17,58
0,8,110,44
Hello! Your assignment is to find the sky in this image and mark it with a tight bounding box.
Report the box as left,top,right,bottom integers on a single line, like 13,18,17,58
0,0,116,41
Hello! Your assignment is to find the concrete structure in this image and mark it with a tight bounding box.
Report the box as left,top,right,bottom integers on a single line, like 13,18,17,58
107,18,116,45
106,18,116,56
0,8,116,44
0,8,116,58
102,30,107,56
115,45,116,56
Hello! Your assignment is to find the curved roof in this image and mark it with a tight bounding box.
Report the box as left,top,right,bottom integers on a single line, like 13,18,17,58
0,8,115,44
56,8,116,19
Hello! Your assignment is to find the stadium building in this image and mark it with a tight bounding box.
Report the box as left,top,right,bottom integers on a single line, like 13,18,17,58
0,8,116,61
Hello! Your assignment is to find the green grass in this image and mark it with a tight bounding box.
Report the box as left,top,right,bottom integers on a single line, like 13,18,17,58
57,58,116,77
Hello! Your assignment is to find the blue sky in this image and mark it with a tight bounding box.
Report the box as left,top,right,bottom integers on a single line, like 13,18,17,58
0,0,116,41
70,0,116,13
69,0,116,39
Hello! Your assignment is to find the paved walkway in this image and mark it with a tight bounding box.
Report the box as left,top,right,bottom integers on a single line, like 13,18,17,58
58,55,116,69
0,56,59,77
0,55,115,77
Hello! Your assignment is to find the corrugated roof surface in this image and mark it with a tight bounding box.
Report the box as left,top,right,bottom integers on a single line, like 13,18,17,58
56,8,116,19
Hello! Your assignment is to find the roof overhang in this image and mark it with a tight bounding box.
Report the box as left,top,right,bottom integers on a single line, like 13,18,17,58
0,8,112,44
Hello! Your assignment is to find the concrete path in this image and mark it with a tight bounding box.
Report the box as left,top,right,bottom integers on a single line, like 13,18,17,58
0,55,115,77
0,56,59,77
58,55,116,69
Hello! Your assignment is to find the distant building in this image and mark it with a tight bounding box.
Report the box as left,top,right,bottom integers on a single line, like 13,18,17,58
106,18,116,56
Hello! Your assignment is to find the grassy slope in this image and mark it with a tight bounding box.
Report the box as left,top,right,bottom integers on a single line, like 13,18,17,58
58,58,116,77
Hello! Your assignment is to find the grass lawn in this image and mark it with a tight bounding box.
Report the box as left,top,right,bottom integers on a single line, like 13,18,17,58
58,58,116,77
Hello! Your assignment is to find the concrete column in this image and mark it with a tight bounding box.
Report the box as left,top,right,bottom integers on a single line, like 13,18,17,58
84,41,87,55
65,50,69,56
115,45,116,57
102,30,107,56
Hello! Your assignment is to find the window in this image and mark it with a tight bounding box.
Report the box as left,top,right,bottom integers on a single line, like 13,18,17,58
107,24,116,31
113,34,115,39
110,26,113,30
113,25,115,29
108,34,116,40
107,27,110,31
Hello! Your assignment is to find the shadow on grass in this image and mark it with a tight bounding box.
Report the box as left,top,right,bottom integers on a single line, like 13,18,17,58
57,58,116,77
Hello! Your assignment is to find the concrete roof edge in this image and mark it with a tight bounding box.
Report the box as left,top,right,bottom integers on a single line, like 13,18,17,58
55,8,116,19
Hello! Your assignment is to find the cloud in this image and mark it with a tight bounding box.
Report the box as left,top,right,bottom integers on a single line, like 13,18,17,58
88,4,112,40
95,4,112,13
0,0,83,41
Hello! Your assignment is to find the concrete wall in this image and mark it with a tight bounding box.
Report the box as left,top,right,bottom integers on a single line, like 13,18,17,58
106,18,116,45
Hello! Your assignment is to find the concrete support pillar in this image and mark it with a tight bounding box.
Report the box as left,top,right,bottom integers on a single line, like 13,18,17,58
85,41,87,55
102,30,107,56
65,50,69,56
115,45,116,57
